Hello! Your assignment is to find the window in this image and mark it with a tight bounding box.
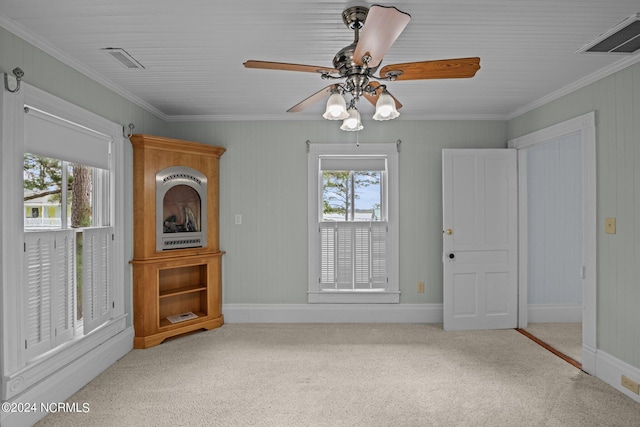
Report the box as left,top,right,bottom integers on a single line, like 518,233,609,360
1,80,127,403
21,103,115,361
308,143,399,303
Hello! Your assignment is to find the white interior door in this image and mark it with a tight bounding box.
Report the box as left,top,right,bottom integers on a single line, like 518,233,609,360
442,149,518,331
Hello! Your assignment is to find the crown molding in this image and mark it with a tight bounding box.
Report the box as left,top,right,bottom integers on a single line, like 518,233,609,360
507,51,640,120
164,112,508,122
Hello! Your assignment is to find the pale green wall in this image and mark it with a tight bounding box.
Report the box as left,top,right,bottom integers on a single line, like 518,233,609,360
508,61,640,370
167,120,507,304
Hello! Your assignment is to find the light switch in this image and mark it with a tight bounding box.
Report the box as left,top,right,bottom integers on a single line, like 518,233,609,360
234,214,242,225
605,217,616,234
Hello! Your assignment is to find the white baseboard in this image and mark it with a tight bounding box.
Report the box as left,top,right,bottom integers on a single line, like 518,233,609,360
1,326,133,427
528,304,582,323
595,349,640,403
223,303,443,324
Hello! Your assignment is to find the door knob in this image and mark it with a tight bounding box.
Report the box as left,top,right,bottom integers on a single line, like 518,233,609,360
445,228,453,235
449,253,455,259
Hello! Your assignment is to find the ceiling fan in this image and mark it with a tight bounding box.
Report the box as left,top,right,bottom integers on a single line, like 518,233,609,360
244,4,481,130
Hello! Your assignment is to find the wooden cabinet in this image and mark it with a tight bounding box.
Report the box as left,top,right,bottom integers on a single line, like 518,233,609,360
130,134,225,349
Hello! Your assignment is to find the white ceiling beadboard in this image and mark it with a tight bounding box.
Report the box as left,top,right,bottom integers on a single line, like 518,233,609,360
1,0,639,121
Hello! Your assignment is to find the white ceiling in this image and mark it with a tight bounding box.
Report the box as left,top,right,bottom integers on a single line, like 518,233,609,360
1,0,639,122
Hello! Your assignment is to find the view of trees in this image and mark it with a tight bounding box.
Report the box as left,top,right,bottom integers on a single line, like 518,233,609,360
24,153,92,227
323,170,380,221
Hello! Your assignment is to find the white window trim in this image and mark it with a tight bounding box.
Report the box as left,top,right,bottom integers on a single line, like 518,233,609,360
308,142,399,303
1,82,127,400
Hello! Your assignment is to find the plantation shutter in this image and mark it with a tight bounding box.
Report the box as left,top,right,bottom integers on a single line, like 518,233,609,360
370,222,387,287
320,222,387,290
53,231,75,345
320,223,336,286
83,227,113,334
24,230,75,361
336,222,354,289
24,233,53,360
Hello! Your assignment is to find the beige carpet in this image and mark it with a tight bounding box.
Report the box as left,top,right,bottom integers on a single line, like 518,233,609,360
525,323,582,362
35,324,639,427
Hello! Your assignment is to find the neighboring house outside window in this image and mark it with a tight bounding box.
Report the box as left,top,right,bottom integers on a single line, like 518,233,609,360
308,143,399,303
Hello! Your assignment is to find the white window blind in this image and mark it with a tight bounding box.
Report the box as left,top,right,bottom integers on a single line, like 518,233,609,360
24,230,75,362
24,106,111,170
83,227,113,334
320,221,387,290
320,157,386,171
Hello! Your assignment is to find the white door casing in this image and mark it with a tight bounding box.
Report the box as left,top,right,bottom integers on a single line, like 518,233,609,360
442,149,518,331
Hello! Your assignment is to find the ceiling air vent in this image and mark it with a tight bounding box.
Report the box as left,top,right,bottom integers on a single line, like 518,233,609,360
102,48,146,69
577,13,640,54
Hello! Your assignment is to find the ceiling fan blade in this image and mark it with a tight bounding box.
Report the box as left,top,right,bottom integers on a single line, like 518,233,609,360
379,57,481,81
363,82,403,110
287,85,339,113
353,5,411,68
244,60,338,74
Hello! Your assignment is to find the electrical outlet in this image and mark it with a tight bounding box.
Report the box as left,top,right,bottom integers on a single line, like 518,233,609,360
621,375,639,394
605,217,616,234
417,281,425,293
234,214,242,225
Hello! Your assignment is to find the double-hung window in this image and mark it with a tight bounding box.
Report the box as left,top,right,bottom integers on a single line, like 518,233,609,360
308,143,399,303
21,98,116,362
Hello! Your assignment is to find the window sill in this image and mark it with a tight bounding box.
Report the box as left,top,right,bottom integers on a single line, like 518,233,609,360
308,290,400,304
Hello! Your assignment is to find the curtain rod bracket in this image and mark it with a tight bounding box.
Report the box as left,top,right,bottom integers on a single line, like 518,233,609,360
4,67,24,93
123,123,135,138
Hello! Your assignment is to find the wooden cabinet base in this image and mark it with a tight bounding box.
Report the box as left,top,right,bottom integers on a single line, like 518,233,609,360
133,315,224,349
131,252,223,349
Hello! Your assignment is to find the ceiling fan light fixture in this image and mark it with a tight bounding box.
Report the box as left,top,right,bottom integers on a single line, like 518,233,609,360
340,107,363,131
323,93,349,120
373,91,399,121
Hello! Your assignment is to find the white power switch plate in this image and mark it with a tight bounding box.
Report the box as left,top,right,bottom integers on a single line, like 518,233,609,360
234,214,242,225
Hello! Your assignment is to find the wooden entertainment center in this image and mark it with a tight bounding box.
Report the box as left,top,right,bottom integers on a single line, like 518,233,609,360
130,134,225,349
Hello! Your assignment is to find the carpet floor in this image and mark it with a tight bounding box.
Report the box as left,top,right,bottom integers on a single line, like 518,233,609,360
35,324,640,427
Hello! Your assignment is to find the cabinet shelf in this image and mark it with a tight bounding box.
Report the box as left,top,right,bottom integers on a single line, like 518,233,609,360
159,284,206,298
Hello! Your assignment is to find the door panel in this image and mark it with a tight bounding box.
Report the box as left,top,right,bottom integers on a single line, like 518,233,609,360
443,149,517,331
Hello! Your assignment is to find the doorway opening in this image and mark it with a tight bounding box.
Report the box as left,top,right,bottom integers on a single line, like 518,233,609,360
509,112,596,374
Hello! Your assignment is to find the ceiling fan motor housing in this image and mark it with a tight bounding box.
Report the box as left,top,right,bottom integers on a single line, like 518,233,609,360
334,6,379,96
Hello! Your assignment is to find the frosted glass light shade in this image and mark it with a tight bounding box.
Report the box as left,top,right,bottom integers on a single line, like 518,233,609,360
323,93,349,120
340,107,363,131
373,92,399,121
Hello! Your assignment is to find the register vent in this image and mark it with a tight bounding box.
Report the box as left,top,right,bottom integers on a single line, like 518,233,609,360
102,48,146,69
578,13,640,54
